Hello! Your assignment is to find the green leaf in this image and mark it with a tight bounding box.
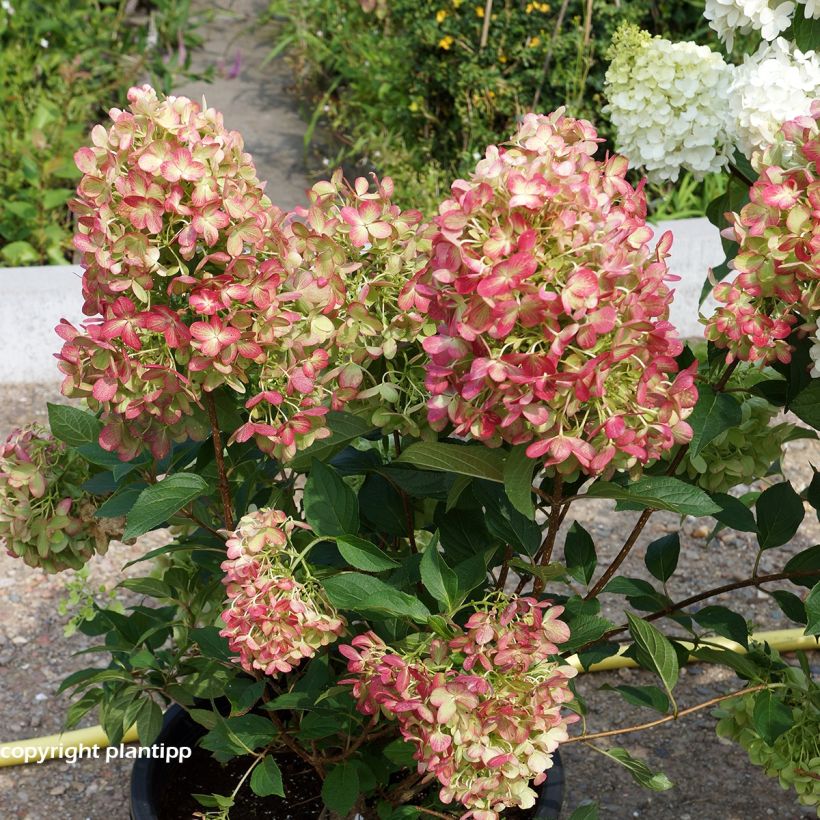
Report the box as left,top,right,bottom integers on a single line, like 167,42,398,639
789,381,820,429
383,738,416,768
586,477,720,516
784,545,820,588
420,543,459,610
503,444,536,518
693,605,748,648
509,558,568,586
756,482,804,550
303,461,359,536
626,613,679,699
687,386,742,456
805,583,820,637
396,442,505,482
323,573,430,622
119,577,173,599
473,482,541,555
768,589,807,624
601,684,669,713
691,646,761,679
790,13,820,52
200,714,277,761
1,240,39,265
251,756,285,798
336,535,399,572
322,762,359,815
561,614,614,652
564,522,596,585
710,492,757,533
644,533,680,583
752,690,793,745
135,699,164,745
47,403,102,447
568,803,599,820
598,747,674,791
122,474,209,540
289,411,374,470
94,484,144,518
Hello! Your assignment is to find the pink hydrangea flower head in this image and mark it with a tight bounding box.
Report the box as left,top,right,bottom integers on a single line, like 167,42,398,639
59,85,340,462
0,425,116,572
219,508,345,676
339,595,578,819
705,102,820,364
414,110,697,476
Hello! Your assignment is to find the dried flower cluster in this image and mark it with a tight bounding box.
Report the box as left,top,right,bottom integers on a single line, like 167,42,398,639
414,111,697,477
604,25,735,181
706,102,819,364
341,596,577,819
220,509,345,676
0,425,114,572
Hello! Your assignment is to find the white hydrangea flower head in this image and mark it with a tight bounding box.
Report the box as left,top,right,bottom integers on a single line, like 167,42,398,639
728,38,820,156
704,0,796,50
797,0,820,19
604,25,734,182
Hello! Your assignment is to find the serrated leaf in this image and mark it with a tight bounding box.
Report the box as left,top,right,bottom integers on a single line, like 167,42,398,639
586,477,720,516
396,442,505,482
251,756,285,798
710,492,757,533
122,474,209,540
693,605,748,648
599,746,674,791
768,590,807,624
47,403,102,447
323,572,430,622
805,583,820,637
601,684,669,713
119,577,173,599
644,533,680,583
135,698,164,745
322,762,359,815
289,411,374,471
568,803,599,820
753,690,793,745
336,535,399,572
303,461,359,536
688,386,742,456
420,543,459,609
756,482,804,550
790,381,820,429
95,484,145,518
784,545,820,588
509,558,568,585
503,444,536,517
627,613,679,700
564,522,596,585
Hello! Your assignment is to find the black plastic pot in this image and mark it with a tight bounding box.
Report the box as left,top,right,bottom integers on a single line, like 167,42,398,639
131,705,565,819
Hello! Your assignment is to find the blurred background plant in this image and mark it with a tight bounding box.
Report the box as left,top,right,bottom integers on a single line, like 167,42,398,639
0,0,209,267
264,0,713,213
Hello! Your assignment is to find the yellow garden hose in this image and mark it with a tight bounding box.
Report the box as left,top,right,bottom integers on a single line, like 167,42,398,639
0,628,815,768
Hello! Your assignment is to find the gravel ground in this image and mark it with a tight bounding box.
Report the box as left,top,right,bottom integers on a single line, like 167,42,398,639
0,384,817,819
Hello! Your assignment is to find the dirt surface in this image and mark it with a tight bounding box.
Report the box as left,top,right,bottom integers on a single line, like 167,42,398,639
1,384,817,820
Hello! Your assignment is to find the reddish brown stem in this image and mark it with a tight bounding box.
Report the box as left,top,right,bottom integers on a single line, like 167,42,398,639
204,390,234,530
565,684,771,745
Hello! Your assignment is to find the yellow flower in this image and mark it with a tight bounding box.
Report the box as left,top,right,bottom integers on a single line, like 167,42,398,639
529,36,541,48
526,2,534,12
439,35,454,49
475,5,484,17
452,0,463,6
436,9,448,22
537,1,550,10
498,53,507,63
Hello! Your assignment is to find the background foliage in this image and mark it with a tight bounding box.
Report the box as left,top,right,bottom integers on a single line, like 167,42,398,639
266,0,718,213
0,0,206,267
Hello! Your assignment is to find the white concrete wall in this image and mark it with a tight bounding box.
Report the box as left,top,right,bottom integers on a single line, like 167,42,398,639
0,265,85,383
0,217,727,384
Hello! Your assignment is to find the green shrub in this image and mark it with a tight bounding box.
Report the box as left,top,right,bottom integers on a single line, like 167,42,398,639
0,0,206,266
267,0,711,211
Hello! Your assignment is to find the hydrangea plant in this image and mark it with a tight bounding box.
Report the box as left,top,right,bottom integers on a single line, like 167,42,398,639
2,75,819,820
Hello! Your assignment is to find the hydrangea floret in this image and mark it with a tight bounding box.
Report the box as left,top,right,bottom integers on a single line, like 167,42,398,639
220,508,346,676
704,0,802,50
0,425,116,572
604,25,735,182
727,38,820,156
413,111,698,477
340,595,577,820
705,102,820,364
